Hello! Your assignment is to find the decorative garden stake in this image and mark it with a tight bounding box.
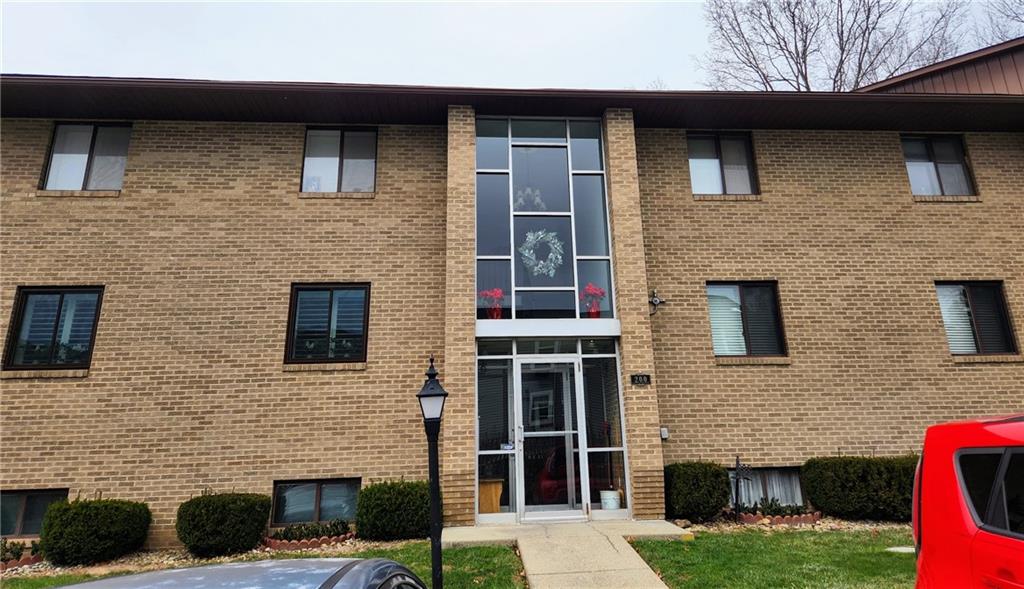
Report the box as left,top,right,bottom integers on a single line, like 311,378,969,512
416,356,448,589
479,288,504,320
579,282,606,318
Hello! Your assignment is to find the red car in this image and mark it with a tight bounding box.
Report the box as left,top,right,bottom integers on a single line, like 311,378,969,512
914,415,1024,589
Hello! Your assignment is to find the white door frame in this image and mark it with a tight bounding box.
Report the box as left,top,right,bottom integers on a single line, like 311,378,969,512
513,355,589,522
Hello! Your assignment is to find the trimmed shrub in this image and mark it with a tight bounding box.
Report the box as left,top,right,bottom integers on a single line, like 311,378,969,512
356,481,429,540
40,499,151,566
176,493,271,557
271,519,350,541
801,455,917,521
664,462,731,522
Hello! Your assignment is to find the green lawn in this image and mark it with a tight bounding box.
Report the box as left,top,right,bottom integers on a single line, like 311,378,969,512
632,529,916,589
1,543,525,589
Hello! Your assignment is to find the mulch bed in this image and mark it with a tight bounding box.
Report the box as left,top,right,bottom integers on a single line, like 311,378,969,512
673,516,911,534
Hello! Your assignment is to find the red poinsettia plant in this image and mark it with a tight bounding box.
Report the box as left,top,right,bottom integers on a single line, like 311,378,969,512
479,288,505,319
579,282,606,318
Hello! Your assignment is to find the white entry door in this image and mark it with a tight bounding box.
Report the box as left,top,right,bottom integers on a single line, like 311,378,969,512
514,357,590,521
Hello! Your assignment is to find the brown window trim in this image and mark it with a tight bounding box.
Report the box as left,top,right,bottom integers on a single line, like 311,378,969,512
270,478,360,526
707,280,788,358
2,286,105,371
687,131,761,195
40,122,133,192
901,134,977,197
0,489,68,538
284,283,370,365
936,280,1018,356
299,126,378,194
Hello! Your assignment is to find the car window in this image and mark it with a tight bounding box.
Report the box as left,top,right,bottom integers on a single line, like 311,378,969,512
958,451,1004,523
990,452,1023,535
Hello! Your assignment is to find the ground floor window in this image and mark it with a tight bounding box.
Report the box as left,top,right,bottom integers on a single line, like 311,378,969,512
1,489,68,536
729,467,803,508
272,479,360,525
476,338,628,521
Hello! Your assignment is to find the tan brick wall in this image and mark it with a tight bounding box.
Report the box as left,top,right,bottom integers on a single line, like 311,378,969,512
441,105,477,526
0,119,449,545
2,113,1022,542
637,128,1024,468
603,110,665,519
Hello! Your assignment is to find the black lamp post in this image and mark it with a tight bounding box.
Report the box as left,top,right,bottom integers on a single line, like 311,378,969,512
416,356,448,589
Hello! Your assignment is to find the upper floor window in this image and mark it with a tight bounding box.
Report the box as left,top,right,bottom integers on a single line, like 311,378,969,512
272,478,360,525
687,133,758,195
1,489,68,536
475,118,613,320
301,128,377,193
935,282,1016,355
44,124,131,191
285,284,369,363
3,287,104,370
901,135,974,196
705,282,786,356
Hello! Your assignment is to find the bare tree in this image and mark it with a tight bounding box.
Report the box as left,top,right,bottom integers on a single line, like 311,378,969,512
702,0,968,91
645,77,669,90
975,0,1024,46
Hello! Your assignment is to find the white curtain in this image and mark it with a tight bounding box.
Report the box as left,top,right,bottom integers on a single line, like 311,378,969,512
729,469,804,507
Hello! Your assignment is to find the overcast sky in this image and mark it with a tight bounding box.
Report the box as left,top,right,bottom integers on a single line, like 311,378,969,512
1,2,710,89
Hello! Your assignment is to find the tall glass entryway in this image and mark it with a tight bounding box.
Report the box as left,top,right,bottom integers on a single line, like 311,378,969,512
476,338,629,523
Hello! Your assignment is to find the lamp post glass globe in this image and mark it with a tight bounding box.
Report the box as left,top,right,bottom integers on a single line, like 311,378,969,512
416,356,448,421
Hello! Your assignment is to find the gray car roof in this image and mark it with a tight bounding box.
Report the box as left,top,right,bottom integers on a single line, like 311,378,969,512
67,558,359,589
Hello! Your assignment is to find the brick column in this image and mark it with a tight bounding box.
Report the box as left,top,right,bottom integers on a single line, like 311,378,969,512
603,108,666,519
440,105,477,526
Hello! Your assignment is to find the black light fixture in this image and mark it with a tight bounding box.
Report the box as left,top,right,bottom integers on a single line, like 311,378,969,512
417,355,448,422
416,355,447,589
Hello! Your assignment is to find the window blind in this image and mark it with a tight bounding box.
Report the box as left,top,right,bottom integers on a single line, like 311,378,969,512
293,290,331,359
720,136,753,194
706,285,747,355
742,284,784,355
54,293,100,364
13,294,60,365
968,284,1015,354
936,284,978,354
330,288,367,360
288,286,368,363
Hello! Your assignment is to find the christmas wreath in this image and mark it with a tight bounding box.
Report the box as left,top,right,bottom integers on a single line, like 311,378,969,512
519,230,565,278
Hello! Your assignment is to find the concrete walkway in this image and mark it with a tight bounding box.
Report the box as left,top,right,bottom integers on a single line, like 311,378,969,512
442,520,689,588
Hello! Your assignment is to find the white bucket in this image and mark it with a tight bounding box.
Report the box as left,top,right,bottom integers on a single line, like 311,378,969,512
599,489,621,510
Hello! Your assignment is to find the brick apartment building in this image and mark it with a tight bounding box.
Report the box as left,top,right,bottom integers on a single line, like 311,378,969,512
2,39,1022,545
